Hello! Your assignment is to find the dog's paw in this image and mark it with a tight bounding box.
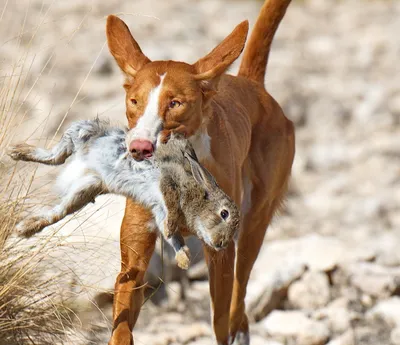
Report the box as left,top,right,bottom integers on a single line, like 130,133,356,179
16,217,47,238
175,245,191,270
7,143,35,161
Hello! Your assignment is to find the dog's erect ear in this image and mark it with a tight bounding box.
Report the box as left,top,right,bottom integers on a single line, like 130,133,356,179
184,152,218,192
192,21,248,82
106,15,151,77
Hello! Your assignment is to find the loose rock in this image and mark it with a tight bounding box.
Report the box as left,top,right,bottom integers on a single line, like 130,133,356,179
288,270,331,310
367,297,400,328
341,262,400,298
313,297,358,334
326,330,355,345
391,327,400,345
247,262,306,321
262,310,330,345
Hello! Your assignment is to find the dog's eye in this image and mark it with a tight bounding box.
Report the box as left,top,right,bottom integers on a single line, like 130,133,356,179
220,209,229,220
130,99,137,105
169,100,181,109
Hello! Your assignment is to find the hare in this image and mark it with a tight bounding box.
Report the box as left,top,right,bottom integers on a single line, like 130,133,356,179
8,119,240,269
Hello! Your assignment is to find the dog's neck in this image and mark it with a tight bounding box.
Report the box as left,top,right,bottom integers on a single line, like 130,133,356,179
189,124,213,164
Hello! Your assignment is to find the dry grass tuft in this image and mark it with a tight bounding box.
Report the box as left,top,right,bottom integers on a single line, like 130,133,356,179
0,229,72,345
0,8,76,343
0,170,76,345
0,129,75,345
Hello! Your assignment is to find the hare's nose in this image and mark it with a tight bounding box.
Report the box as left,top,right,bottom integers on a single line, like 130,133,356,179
129,140,154,160
215,240,228,250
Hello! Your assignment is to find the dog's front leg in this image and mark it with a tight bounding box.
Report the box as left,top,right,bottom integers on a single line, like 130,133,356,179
204,242,235,345
109,199,157,345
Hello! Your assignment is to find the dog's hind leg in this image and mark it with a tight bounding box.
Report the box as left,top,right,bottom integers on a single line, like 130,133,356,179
16,175,104,237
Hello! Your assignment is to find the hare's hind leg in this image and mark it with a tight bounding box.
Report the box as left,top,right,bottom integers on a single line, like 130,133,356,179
8,134,74,165
16,175,104,237
165,233,191,270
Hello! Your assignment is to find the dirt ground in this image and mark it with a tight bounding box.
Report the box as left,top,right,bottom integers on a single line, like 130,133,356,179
1,0,400,344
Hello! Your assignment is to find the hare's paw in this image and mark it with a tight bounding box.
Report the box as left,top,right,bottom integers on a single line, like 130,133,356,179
7,143,35,161
16,216,48,238
175,245,191,270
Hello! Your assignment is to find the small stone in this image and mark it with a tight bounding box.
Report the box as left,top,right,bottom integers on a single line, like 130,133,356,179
361,293,373,308
176,322,211,343
187,337,210,345
326,330,355,345
252,234,375,276
391,327,400,345
342,262,400,298
288,270,331,310
250,335,284,345
247,262,307,321
262,310,330,345
313,297,356,333
187,260,208,281
367,297,400,328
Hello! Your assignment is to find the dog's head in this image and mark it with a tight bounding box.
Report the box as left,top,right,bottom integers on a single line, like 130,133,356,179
106,15,248,161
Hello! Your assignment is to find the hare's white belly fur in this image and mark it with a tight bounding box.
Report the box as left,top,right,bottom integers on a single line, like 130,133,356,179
56,139,166,232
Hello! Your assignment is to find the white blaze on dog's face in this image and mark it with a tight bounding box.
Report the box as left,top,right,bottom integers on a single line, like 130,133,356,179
124,73,167,154
106,15,248,160
125,74,165,148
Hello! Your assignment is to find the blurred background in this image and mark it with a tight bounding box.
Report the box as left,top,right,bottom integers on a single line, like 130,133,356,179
1,0,400,344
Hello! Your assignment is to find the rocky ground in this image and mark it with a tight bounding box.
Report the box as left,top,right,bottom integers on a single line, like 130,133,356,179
1,0,400,344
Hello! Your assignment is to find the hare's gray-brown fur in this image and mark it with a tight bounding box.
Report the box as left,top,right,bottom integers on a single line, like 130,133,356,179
8,119,240,269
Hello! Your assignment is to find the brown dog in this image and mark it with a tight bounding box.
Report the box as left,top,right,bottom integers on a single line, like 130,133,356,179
106,0,294,344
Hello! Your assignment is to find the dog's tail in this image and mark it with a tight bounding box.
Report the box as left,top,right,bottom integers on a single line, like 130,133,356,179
238,0,291,85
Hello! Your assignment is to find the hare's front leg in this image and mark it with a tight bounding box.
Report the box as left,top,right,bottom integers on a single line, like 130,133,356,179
166,233,191,270
160,175,182,239
17,175,103,238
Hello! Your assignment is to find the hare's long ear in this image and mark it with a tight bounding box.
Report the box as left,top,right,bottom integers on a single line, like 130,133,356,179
184,152,217,191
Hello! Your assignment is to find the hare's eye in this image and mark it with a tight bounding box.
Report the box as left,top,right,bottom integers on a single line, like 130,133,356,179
130,99,137,105
204,191,209,200
220,209,229,220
